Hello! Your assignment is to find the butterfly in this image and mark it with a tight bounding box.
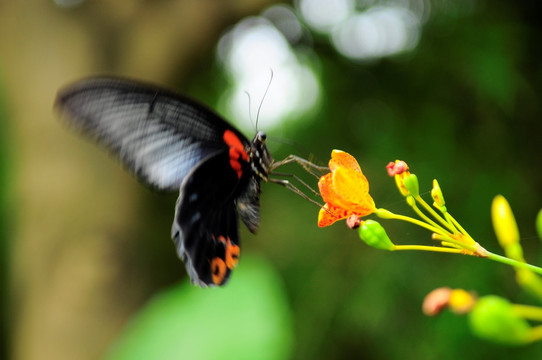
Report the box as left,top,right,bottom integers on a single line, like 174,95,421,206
55,77,279,287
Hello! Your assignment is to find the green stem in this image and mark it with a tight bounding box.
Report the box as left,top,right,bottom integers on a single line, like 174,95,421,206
433,233,479,253
393,245,465,254
512,304,542,322
392,245,542,277
414,195,456,233
377,210,443,235
486,252,542,276
376,209,479,253
376,209,542,275
445,212,473,240
410,202,445,234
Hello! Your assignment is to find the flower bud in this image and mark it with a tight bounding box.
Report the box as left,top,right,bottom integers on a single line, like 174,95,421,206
346,214,361,229
422,287,452,316
491,195,521,252
431,179,445,208
403,174,419,197
386,160,409,176
448,289,476,314
469,296,531,345
423,288,476,316
388,160,412,196
395,175,410,196
358,220,395,251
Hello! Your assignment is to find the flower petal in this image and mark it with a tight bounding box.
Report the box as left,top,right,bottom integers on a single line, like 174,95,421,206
317,173,333,205
318,203,349,227
329,150,361,173
317,150,376,227
332,167,375,215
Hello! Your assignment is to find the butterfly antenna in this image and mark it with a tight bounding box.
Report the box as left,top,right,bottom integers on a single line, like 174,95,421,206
244,90,256,131
255,69,274,131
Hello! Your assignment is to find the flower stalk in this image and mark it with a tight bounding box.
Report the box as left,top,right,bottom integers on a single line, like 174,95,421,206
317,151,542,282
316,150,542,346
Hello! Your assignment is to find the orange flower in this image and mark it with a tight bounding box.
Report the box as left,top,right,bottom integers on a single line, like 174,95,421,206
318,150,376,227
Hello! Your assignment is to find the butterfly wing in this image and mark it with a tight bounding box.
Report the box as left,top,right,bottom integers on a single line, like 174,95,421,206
55,77,249,191
172,150,248,286
56,77,259,286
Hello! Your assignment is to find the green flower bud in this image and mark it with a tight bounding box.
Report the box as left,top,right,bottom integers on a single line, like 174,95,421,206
358,220,395,251
403,173,419,197
469,296,531,345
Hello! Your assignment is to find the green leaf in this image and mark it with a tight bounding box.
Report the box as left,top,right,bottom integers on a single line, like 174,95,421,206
107,255,293,360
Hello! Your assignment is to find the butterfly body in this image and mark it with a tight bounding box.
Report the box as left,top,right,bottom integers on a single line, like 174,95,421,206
56,77,273,286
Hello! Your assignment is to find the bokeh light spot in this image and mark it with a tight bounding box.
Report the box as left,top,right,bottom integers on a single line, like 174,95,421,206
217,10,320,131
297,0,355,33
297,0,425,61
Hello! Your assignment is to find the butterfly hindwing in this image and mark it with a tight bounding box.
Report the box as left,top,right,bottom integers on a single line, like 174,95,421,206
55,77,249,191
237,177,261,233
172,150,247,286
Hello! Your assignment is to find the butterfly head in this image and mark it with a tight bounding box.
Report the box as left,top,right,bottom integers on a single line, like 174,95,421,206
250,131,273,181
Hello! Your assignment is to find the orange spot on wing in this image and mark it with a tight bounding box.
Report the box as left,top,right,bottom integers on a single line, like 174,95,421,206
225,238,240,269
211,257,227,285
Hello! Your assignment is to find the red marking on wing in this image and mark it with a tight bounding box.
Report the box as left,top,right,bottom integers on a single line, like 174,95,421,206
223,129,249,179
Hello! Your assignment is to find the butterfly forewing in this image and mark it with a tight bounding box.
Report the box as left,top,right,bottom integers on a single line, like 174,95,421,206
56,77,248,191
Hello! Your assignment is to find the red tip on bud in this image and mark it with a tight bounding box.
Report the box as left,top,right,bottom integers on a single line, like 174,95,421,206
386,160,409,177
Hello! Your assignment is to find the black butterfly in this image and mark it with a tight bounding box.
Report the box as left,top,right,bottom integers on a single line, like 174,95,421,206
56,77,278,287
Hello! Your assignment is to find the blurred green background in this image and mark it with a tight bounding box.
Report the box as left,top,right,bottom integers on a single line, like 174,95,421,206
1,0,542,359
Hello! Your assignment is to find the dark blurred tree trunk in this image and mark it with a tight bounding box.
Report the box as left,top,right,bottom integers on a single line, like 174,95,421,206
0,0,278,359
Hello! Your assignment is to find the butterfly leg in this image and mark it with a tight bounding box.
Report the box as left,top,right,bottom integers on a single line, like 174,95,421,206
271,154,329,178
270,154,334,208
269,177,324,209
271,172,321,197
